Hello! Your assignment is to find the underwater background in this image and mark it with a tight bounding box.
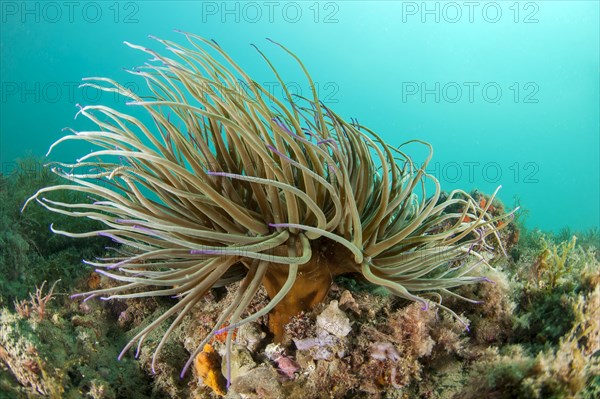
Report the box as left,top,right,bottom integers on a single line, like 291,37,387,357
1,0,599,233
1,2,600,399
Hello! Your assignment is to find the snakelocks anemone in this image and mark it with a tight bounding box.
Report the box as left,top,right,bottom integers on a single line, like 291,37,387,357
24,31,516,378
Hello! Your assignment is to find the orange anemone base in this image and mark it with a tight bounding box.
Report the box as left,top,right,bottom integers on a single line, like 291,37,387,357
261,239,357,341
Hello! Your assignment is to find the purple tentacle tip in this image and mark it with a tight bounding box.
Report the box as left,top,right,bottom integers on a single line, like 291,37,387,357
82,295,95,303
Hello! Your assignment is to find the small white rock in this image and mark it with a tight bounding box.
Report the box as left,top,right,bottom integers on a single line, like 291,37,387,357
264,343,284,361
316,300,352,338
236,322,266,352
222,345,257,382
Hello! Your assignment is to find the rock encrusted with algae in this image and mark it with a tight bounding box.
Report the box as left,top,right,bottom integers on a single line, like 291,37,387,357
2,218,598,399
0,288,151,398
221,345,256,383
0,310,47,396
227,365,283,399
235,322,266,352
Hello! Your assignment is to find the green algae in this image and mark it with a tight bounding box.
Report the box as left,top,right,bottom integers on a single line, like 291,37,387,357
0,155,106,303
1,179,599,398
0,294,154,398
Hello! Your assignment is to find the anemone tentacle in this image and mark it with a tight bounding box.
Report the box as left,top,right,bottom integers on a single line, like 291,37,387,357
23,32,514,377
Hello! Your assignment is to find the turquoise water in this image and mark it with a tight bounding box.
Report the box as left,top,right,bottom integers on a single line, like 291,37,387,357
1,1,598,232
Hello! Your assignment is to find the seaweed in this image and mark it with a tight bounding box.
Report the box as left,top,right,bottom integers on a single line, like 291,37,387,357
0,155,106,302
513,235,597,349
0,284,154,398
460,276,599,399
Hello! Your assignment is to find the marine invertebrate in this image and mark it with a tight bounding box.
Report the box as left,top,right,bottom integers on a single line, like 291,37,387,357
23,32,515,379
13,280,60,321
194,344,226,396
